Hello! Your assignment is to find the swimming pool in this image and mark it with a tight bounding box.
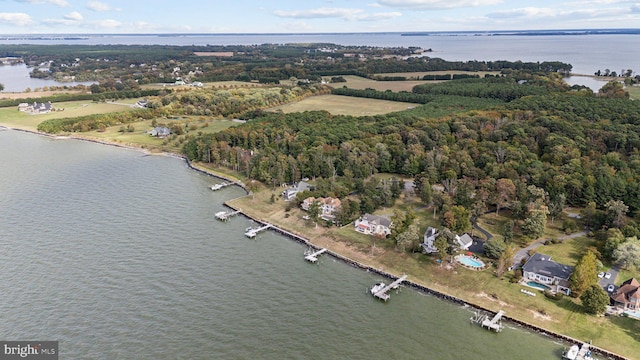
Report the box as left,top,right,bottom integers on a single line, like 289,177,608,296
455,255,485,269
624,310,640,319
526,281,551,291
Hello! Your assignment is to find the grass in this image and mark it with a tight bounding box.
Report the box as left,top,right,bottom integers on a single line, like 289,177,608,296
226,187,640,358
323,75,430,92
627,84,640,100
0,100,134,131
267,94,416,116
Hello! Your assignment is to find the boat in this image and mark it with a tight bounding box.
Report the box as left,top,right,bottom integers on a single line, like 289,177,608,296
370,282,386,295
562,343,592,360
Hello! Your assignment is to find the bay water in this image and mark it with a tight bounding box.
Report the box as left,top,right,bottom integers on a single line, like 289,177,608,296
0,130,566,359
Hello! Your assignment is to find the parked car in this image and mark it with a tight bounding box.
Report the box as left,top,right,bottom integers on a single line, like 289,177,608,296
598,272,605,279
605,272,612,279
607,284,615,292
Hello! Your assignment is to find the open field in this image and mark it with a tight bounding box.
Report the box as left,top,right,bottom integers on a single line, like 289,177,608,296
323,75,430,92
0,90,85,99
225,185,640,359
628,84,640,100
373,70,500,79
0,100,134,131
267,94,416,116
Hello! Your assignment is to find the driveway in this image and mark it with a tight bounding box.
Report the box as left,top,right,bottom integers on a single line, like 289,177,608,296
599,261,621,291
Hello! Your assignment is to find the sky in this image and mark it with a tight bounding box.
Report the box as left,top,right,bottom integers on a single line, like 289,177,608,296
0,0,639,34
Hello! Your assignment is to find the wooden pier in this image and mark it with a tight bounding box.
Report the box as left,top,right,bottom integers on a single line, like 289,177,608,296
215,210,241,221
471,310,505,332
371,274,408,301
304,248,327,263
244,224,271,238
211,182,231,191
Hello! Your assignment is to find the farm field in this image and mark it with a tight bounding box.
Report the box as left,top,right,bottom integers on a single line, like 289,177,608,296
373,70,500,79
323,75,430,92
267,94,416,116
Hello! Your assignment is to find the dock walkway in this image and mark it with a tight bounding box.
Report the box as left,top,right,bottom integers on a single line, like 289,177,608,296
372,274,408,301
215,210,241,221
304,248,327,263
481,310,505,332
245,224,271,238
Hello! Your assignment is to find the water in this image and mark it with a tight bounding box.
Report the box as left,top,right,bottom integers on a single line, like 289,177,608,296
0,63,94,93
527,281,551,291
457,255,485,268
0,130,566,359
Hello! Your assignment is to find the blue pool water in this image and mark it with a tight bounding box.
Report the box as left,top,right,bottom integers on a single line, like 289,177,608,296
457,255,484,268
624,310,640,319
527,281,551,290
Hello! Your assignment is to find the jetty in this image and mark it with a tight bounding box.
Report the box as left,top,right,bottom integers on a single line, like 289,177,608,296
470,310,505,332
304,248,327,263
211,182,231,191
215,210,241,221
244,224,271,238
563,342,592,360
370,274,408,301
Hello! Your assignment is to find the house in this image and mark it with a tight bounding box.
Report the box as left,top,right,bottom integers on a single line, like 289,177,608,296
135,100,148,108
455,234,474,251
150,127,171,138
354,214,392,237
611,278,640,311
522,253,574,295
422,227,439,253
282,181,310,201
301,197,341,220
18,101,52,114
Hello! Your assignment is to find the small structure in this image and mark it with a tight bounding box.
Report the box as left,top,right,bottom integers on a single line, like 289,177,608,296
455,233,473,251
18,101,53,114
421,227,439,253
282,181,310,201
610,278,640,312
370,274,408,301
470,310,505,332
354,214,392,236
211,182,231,191
301,197,341,221
135,100,148,108
215,210,240,221
244,224,271,238
563,342,592,360
304,248,327,263
522,253,573,295
150,127,171,138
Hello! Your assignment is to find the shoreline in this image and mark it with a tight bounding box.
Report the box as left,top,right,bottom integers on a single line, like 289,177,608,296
1,125,628,360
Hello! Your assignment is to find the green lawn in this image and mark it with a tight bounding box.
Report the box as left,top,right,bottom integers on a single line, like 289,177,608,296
627,84,640,100
323,75,430,92
267,94,416,116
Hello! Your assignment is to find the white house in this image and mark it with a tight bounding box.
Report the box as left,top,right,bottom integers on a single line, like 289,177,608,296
301,197,341,220
455,234,474,251
522,253,573,295
422,227,439,253
354,214,392,237
282,181,310,201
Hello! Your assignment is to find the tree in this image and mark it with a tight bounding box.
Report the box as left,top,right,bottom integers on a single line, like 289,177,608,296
495,245,515,277
603,228,625,260
450,205,471,233
484,238,506,259
548,193,566,224
502,220,515,243
613,237,640,270
521,207,548,240
495,178,515,215
598,80,628,98
580,202,598,229
434,235,449,261
396,224,420,253
580,284,609,315
418,180,433,205
569,251,598,296
308,200,321,227
0,83,4,91
605,199,628,228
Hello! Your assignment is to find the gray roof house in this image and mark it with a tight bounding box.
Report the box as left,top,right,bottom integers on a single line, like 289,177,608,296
282,181,310,201
150,127,171,138
455,234,474,251
354,214,392,236
422,227,439,253
522,253,574,295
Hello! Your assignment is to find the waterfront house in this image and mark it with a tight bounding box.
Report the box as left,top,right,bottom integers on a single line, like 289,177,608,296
301,197,341,220
522,253,574,295
282,181,310,201
354,214,392,237
422,227,439,253
150,127,171,138
18,101,52,114
611,278,640,311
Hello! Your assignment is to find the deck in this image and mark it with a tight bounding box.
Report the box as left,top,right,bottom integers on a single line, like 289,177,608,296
245,224,271,238
215,210,241,221
372,274,408,301
304,248,327,263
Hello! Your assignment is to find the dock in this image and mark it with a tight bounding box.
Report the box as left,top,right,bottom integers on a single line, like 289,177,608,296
211,182,231,191
244,224,271,238
371,274,408,301
474,310,504,332
304,248,327,263
215,210,241,221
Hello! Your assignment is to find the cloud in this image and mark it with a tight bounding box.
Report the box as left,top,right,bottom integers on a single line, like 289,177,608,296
486,6,628,19
63,11,83,21
376,0,502,9
632,3,640,12
0,12,32,26
486,7,557,19
273,7,401,21
15,0,68,6
86,1,114,12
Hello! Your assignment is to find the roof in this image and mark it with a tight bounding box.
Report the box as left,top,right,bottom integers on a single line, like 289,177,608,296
361,214,392,228
456,234,473,248
612,278,640,305
522,253,574,280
